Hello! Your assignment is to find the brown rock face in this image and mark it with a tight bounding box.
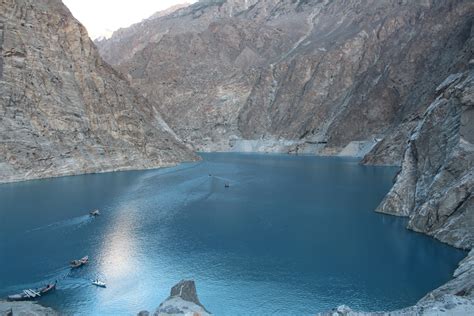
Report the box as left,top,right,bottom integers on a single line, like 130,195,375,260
96,0,473,155
0,0,197,183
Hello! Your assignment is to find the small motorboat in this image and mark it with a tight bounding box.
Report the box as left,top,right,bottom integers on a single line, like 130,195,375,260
92,279,106,288
70,256,89,268
8,282,56,301
89,209,100,216
40,282,57,294
224,183,230,188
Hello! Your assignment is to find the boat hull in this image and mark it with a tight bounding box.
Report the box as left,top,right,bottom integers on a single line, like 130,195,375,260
7,283,55,301
7,294,33,301
92,283,106,288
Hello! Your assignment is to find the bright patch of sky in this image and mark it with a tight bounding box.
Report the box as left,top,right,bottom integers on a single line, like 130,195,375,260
63,0,196,40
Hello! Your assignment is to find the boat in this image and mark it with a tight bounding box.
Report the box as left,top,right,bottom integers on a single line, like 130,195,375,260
224,183,230,188
92,279,106,288
7,282,56,301
89,209,100,216
70,256,89,268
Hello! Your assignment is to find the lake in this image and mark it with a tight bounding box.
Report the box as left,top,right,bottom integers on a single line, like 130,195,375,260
0,153,467,315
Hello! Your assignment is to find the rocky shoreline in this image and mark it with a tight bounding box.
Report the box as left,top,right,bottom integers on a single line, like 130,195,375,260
320,69,472,316
321,69,474,315
142,248,473,315
321,249,474,316
0,300,57,316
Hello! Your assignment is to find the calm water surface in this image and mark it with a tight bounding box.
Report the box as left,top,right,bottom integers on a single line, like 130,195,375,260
0,153,467,315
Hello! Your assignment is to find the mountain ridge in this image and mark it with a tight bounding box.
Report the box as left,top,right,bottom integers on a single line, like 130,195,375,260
96,0,473,159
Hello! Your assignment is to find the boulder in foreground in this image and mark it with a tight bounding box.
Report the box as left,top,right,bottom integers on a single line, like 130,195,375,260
138,280,211,316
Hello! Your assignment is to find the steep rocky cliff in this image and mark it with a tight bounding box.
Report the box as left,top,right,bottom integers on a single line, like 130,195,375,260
352,13,474,315
96,0,473,155
375,70,473,250
0,0,197,183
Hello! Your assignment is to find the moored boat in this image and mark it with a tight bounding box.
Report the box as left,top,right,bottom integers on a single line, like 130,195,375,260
7,282,56,301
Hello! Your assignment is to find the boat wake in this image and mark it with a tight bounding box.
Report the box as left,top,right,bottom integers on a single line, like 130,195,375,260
26,215,93,233
210,175,233,183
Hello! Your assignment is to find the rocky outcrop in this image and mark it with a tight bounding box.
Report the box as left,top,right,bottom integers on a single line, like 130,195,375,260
374,70,474,250
0,0,197,183
0,300,57,315
138,280,211,316
96,0,473,154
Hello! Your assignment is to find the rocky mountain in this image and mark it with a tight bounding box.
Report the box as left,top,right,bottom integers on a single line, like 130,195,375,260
96,0,473,157
147,3,192,21
0,0,197,183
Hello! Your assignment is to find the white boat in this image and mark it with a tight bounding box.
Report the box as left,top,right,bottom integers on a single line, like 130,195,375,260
92,279,106,288
89,209,100,216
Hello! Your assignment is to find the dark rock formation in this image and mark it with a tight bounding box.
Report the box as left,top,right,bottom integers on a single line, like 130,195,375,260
138,280,210,316
96,0,473,155
0,0,197,183
168,280,205,308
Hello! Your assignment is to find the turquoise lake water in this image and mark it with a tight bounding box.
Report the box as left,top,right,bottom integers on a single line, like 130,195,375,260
0,153,467,315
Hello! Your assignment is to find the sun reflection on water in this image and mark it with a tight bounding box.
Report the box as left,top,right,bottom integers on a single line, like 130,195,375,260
99,207,140,279
93,204,152,312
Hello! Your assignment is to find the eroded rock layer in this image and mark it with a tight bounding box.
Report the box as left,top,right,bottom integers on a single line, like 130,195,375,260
96,0,473,156
0,0,197,183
